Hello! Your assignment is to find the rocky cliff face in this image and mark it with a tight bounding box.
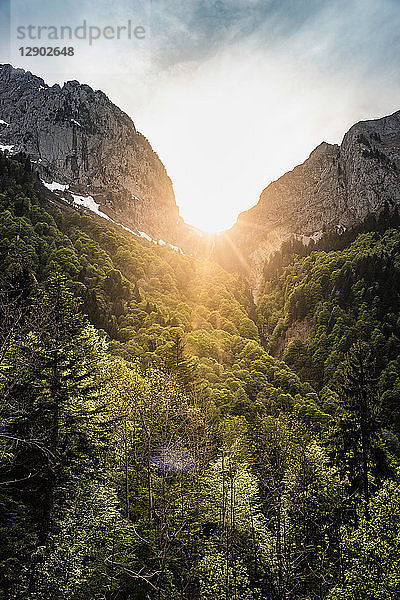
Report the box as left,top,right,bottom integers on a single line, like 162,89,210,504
0,64,179,240
2,64,400,279
222,109,400,292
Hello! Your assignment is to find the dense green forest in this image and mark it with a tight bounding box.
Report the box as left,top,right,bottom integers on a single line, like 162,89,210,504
1,151,400,599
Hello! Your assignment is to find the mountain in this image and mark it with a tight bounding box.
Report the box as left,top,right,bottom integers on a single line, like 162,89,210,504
220,109,400,291
2,64,400,285
0,64,180,241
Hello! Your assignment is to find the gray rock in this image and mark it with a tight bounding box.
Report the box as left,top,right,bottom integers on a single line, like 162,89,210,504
225,110,400,294
0,64,178,239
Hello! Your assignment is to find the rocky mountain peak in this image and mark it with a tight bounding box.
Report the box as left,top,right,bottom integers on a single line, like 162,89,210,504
0,64,178,240
218,108,400,295
0,64,46,88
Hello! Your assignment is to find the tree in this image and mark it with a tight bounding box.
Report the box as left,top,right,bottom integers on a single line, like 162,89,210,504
329,478,400,600
0,277,115,597
339,342,381,519
164,332,197,386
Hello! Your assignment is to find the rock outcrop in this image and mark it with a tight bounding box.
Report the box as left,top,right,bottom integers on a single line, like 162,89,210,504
0,64,179,240
222,109,400,292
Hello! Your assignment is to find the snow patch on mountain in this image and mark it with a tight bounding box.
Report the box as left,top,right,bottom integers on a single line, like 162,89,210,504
139,230,153,242
71,193,104,215
43,181,69,192
41,176,185,255
68,192,184,254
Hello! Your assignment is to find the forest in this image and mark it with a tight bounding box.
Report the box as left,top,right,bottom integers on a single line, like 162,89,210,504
1,150,400,600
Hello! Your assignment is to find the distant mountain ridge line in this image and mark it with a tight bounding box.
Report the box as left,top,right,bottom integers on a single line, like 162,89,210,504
1,64,400,280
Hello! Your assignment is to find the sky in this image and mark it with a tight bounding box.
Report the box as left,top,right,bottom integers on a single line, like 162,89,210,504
1,0,400,232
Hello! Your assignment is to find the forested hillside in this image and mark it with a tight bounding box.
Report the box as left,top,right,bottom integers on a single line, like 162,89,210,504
1,151,400,600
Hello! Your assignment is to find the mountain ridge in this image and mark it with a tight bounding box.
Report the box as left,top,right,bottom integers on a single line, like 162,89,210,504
219,107,400,292
2,64,400,285
0,63,182,242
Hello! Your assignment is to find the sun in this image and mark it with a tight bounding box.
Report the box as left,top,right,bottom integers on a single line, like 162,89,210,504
186,207,235,235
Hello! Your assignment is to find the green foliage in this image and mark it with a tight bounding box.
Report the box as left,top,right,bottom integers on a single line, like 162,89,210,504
1,152,400,599
329,478,400,600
